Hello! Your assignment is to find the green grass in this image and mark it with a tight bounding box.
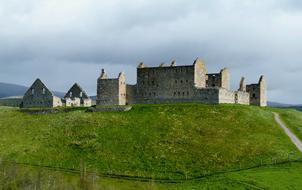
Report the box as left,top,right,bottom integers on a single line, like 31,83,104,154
273,108,302,142
0,103,300,181
2,160,302,189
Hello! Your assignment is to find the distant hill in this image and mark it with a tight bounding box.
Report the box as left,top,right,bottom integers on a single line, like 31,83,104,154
267,101,294,107
267,101,302,112
0,82,65,98
0,82,28,98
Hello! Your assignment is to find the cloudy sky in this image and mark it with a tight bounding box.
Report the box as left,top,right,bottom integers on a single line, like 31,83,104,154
0,0,302,104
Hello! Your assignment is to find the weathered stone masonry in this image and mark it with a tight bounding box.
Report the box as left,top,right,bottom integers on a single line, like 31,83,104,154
22,79,92,108
97,69,126,106
63,83,92,107
97,58,267,106
22,79,62,108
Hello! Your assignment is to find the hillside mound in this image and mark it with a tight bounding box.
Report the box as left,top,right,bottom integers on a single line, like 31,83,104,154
0,104,300,180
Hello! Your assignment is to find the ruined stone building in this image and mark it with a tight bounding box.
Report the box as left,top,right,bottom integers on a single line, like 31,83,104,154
97,58,267,106
245,76,267,106
22,79,92,108
64,83,92,107
97,70,126,106
22,79,62,108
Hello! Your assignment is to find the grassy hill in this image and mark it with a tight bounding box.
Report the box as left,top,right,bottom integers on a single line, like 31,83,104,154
0,103,301,182
274,108,302,142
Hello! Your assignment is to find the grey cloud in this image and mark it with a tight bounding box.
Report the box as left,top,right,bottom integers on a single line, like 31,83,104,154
0,0,302,103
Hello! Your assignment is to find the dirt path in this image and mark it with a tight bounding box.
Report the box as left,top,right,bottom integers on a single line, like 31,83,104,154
273,112,302,153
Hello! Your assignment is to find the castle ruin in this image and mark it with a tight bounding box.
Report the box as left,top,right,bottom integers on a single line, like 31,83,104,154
97,58,267,107
22,79,92,108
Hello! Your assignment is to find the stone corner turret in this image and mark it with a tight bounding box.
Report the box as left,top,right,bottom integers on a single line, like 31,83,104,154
170,60,177,67
137,62,147,69
99,69,108,79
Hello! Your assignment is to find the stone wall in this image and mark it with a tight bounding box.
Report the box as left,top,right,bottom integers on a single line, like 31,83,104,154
64,83,92,107
235,91,250,105
220,68,230,90
134,59,208,102
97,60,267,107
218,88,235,104
97,70,126,106
97,78,119,105
53,96,62,107
259,76,267,107
22,79,61,108
246,76,267,107
126,84,136,105
136,64,196,102
193,88,220,104
65,97,81,107
118,72,127,105
206,68,230,90
206,73,221,88
82,99,92,107
193,58,208,88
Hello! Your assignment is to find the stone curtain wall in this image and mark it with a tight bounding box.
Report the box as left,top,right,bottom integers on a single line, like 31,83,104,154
136,65,196,101
218,88,235,104
193,88,220,104
95,60,266,107
126,84,136,105
235,91,250,105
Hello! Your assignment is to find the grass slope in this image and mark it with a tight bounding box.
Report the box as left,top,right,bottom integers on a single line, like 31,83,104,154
2,161,302,190
274,108,302,142
0,104,301,180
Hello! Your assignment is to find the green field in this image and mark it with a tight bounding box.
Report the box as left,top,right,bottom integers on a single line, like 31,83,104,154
2,161,302,189
0,104,302,189
274,108,302,142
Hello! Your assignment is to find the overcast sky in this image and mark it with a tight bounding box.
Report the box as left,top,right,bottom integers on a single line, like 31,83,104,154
0,0,302,104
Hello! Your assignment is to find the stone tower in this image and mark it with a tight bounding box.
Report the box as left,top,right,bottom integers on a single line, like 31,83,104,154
258,76,267,107
239,77,246,92
97,69,126,106
220,68,230,90
246,75,267,107
193,58,208,88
